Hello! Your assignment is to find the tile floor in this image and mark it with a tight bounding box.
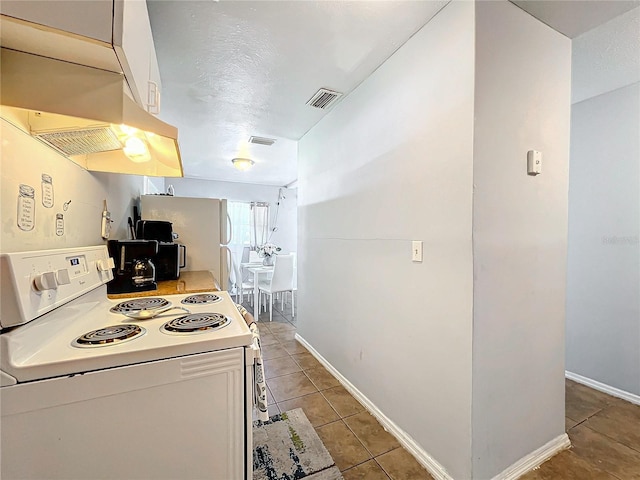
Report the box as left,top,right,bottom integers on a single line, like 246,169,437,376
248,297,432,479
521,379,640,480
249,297,640,479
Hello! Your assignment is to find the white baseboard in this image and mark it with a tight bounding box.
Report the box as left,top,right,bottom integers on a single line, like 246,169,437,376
490,434,570,480
295,333,455,480
565,371,640,406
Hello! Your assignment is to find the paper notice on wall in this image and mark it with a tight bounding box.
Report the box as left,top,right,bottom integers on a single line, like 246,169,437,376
41,173,54,208
17,184,35,231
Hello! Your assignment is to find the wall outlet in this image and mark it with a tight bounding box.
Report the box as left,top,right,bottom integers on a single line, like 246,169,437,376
412,240,423,262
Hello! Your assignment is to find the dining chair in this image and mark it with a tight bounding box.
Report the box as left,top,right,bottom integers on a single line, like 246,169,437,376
230,255,255,305
257,254,295,322
249,250,261,264
241,246,250,264
290,251,297,285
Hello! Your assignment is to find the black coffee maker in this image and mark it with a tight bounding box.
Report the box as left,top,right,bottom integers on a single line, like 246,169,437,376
107,240,159,294
135,220,186,281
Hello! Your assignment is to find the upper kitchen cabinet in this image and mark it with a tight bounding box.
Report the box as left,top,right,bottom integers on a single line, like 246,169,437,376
114,0,162,114
0,0,114,43
0,0,161,114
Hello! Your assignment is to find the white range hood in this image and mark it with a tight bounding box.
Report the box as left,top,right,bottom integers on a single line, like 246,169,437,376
1,48,183,178
0,7,183,178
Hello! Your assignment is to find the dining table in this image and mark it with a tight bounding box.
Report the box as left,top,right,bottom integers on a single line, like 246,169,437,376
242,263,274,319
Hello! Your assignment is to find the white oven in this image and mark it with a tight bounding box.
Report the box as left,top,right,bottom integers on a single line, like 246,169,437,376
0,246,257,480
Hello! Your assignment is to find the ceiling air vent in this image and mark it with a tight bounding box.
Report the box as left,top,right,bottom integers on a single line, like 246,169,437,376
249,136,276,146
306,88,343,110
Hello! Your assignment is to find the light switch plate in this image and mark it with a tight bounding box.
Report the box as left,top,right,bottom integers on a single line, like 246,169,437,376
527,150,542,175
412,241,423,262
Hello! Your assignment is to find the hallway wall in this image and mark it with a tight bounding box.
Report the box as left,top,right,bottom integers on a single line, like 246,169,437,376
566,7,640,398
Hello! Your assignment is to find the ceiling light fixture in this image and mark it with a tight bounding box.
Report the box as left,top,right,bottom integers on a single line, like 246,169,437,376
232,158,255,171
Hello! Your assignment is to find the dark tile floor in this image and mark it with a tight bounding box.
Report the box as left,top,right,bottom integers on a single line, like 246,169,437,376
522,380,640,480
249,297,640,479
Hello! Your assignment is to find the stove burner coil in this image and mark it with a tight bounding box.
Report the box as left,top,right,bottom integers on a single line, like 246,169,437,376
161,313,230,334
73,324,145,347
181,294,222,305
110,297,170,314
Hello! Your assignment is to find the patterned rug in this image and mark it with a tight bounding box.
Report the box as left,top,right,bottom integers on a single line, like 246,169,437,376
253,408,343,480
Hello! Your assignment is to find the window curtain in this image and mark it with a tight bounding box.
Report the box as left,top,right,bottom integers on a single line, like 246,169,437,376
250,202,270,249
227,201,252,269
227,201,270,282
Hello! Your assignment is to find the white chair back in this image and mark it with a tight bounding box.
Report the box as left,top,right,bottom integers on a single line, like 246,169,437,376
269,254,294,293
227,255,240,299
249,250,261,263
241,246,250,263
290,251,297,289
230,256,240,289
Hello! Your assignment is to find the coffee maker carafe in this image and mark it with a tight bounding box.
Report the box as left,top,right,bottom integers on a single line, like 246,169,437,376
107,240,159,294
132,258,156,287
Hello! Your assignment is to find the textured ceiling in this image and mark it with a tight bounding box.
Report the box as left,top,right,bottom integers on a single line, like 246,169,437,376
512,0,640,38
147,0,448,186
571,6,640,104
148,0,639,186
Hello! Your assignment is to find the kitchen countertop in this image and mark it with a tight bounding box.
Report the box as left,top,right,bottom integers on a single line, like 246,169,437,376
107,271,220,299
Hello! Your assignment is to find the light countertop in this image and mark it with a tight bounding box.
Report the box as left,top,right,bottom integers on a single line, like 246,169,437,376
107,271,220,299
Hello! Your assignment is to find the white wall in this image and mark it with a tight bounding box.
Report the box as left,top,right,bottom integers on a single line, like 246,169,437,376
166,177,297,255
298,2,475,478
1,118,145,253
471,2,571,478
566,7,640,397
566,83,640,396
297,1,572,478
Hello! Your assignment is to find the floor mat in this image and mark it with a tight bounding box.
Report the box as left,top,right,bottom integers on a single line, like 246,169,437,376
253,408,343,480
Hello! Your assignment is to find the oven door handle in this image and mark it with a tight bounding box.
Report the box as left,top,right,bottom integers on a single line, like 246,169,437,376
248,328,269,421
247,342,259,363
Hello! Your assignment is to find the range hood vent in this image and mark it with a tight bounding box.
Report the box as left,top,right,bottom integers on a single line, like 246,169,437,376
306,88,343,110
248,136,276,146
0,48,183,177
34,127,122,156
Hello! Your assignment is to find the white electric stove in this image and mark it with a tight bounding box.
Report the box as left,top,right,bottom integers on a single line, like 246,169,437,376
0,246,257,480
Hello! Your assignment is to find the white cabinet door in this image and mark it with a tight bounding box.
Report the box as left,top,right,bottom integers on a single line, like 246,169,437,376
147,45,162,114
114,0,160,112
0,0,113,43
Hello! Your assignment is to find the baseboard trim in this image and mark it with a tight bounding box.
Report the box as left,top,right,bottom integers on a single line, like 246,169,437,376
295,333,455,480
565,371,640,405
490,433,570,480
294,334,576,480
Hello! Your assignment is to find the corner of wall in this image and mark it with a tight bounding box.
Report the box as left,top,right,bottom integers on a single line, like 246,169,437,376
471,1,571,477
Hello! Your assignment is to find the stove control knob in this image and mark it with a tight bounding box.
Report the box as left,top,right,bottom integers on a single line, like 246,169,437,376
33,272,58,292
96,257,115,272
57,269,71,286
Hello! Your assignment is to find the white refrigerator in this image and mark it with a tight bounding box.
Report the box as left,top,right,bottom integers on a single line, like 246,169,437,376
140,195,232,290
